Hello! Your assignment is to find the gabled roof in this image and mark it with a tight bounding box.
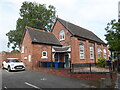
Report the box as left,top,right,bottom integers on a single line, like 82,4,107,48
55,18,106,44
26,26,62,46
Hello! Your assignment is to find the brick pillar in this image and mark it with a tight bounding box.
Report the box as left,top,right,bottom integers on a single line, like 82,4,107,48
71,37,78,64
85,40,89,63
94,43,97,63
101,44,104,58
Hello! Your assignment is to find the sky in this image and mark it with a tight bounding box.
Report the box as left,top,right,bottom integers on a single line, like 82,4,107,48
0,0,119,52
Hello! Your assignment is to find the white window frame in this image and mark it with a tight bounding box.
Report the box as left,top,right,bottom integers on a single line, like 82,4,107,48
59,30,65,41
21,46,24,53
41,51,48,59
98,47,101,58
28,55,31,62
80,43,85,59
103,49,107,59
90,45,94,59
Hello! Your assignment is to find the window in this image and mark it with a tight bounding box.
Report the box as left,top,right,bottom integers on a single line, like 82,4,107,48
21,46,24,53
80,43,85,59
59,30,65,41
104,49,107,59
97,47,101,57
41,51,48,59
28,55,31,62
90,45,94,59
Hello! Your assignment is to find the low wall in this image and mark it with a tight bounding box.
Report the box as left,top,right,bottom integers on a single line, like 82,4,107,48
0,52,21,62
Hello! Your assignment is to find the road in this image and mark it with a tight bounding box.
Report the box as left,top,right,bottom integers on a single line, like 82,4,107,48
1,68,99,89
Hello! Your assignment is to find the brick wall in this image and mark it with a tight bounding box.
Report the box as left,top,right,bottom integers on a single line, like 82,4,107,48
32,44,52,70
21,29,52,70
0,52,21,67
0,52,21,62
52,21,72,62
21,30,33,70
52,20,109,65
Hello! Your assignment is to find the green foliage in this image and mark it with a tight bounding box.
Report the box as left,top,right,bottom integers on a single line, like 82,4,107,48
11,50,20,53
109,57,113,60
105,19,120,51
6,1,56,50
97,57,106,67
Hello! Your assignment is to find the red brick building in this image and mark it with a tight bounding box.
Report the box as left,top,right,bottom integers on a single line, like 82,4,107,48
21,18,109,70
21,26,61,70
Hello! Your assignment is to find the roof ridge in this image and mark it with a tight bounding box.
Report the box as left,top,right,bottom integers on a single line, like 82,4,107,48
25,26,52,34
57,18,105,44
57,18,92,32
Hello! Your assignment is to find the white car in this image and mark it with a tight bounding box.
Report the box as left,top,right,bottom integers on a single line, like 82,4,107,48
2,58,25,71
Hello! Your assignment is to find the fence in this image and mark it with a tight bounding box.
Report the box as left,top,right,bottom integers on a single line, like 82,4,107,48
39,61,118,74
70,62,118,74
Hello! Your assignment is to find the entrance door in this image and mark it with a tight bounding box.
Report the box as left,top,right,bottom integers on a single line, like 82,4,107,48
54,53,59,62
65,54,69,68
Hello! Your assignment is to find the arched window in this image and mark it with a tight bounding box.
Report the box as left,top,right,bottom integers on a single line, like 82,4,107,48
80,43,85,59
90,45,94,59
103,49,107,59
59,30,65,41
41,51,48,59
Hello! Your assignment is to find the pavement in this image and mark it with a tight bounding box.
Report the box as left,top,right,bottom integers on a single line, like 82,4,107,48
0,69,2,90
115,73,120,90
1,68,100,89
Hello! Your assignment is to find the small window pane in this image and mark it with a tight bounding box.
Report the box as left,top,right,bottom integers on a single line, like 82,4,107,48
80,44,85,59
98,47,101,57
104,49,107,59
43,52,46,56
90,45,94,59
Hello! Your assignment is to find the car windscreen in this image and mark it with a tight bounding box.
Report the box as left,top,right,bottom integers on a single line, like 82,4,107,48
7,59,20,62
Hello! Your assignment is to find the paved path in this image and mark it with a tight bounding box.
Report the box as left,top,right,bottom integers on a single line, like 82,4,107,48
115,73,120,90
0,69,2,90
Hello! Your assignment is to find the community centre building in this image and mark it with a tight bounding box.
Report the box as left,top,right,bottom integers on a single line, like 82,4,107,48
21,18,109,70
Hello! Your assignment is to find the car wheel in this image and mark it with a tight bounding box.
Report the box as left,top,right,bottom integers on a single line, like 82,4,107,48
8,66,11,72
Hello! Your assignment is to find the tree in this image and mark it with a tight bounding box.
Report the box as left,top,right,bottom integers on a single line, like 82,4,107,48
6,1,56,50
105,19,120,52
11,50,20,53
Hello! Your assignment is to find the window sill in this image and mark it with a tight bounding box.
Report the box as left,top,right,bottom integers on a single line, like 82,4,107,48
80,58,85,60
60,39,65,41
41,56,48,59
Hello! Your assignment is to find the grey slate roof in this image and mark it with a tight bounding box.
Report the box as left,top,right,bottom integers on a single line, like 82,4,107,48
57,18,105,44
26,27,62,46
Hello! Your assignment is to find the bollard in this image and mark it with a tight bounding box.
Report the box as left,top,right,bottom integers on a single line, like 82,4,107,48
106,73,112,86
100,78,106,88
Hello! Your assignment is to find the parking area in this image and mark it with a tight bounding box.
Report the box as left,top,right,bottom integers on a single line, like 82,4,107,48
2,68,102,89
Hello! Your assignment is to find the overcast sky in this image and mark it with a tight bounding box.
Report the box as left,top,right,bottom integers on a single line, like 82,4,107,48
0,0,119,52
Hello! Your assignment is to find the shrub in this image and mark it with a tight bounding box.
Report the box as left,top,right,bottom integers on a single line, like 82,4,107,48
97,57,106,67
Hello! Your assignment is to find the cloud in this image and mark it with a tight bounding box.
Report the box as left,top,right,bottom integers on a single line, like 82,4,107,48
0,0,119,51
